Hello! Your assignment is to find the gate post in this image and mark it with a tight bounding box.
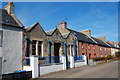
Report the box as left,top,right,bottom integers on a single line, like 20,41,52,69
30,56,38,78
69,55,74,68
83,55,87,65
61,55,66,70
62,42,67,70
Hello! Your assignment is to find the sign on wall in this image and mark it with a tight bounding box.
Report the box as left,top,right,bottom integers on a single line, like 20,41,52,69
0,30,3,47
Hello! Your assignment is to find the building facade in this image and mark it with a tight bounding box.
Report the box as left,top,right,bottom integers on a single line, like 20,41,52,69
0,2,24,74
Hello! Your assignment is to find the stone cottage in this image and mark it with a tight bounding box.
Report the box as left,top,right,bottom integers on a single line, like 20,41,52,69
25,21,76,65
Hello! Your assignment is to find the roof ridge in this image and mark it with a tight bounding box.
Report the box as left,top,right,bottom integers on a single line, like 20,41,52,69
46,28,56,32
26,22,39,31
87,36,97,44
10,14,24,27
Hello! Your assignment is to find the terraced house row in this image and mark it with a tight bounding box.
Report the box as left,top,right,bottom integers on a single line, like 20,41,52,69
0,1,119,77
23,20,120,65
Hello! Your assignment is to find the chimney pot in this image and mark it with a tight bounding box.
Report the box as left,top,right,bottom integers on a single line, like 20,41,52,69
4,1,14,14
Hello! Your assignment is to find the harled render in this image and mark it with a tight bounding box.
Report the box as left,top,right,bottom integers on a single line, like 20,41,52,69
0,2,24,74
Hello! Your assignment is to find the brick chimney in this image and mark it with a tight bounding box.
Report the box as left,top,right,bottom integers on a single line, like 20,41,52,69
58,21,67,29
4,1,14,14
99,37,106,41
81,29,91,37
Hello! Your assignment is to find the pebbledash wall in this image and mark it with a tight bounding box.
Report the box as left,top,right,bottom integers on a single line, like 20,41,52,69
1,25,23,74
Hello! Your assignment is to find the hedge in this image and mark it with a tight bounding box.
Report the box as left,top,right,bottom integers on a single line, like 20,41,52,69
92,55,113,61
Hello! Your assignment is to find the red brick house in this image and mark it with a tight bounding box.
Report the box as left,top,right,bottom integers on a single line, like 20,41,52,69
58,21,111,60
92,37,111,57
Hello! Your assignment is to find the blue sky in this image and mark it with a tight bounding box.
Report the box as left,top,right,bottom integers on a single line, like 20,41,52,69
2,2,118,42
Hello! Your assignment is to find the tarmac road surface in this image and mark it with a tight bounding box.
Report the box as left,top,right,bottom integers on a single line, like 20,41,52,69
30,61,119,79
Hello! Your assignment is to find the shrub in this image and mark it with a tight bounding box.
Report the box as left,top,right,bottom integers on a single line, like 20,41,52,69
92,57,102,61
92,57,107,62
106,55,113,60
100,57,106,60
115,51,120,57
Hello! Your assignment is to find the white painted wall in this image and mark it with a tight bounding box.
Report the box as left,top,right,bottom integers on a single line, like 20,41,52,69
39,63,63,76
111,48,119,56
74,60,86,68
69,56,74,68
23,66,31,71
2,25,22,74
30,56,38,78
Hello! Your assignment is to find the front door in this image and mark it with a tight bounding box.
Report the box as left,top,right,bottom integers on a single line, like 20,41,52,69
54,43,61,63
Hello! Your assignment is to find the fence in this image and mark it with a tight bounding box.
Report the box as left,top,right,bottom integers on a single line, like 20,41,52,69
23,55,87,78
74,55,87,68
74,55,84,61
38,56,62,65
2,71,32,80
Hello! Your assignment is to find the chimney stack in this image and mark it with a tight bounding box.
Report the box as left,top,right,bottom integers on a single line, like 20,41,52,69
81,29,91,37
107,41,114,44
4,1,14,14
58,21,67,29
99,37,106,41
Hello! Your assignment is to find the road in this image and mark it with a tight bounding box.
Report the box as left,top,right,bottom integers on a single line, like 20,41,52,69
31,61,119,79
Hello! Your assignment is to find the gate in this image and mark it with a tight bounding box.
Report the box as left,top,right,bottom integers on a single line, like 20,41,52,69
66,56,70,69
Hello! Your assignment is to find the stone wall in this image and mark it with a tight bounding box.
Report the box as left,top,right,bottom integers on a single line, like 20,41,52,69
26,24,48,56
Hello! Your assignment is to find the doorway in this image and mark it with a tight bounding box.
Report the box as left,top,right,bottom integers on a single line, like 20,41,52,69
89,53,92,59
54,43,61,63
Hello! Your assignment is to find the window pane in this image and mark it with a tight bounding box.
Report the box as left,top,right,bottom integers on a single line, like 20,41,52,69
32,40,37,55
38,41,42,56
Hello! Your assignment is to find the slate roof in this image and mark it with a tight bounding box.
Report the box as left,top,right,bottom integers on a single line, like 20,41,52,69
0,9,24,28
106,42,116,48
62,33,70,38
26,22,39,32
67,28,96,44
46,28,56,36
91,37,110,47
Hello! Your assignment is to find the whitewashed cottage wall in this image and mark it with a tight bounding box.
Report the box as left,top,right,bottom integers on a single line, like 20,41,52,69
2,25,22,74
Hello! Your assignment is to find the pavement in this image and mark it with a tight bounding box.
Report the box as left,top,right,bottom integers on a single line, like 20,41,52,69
30,61,119,79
